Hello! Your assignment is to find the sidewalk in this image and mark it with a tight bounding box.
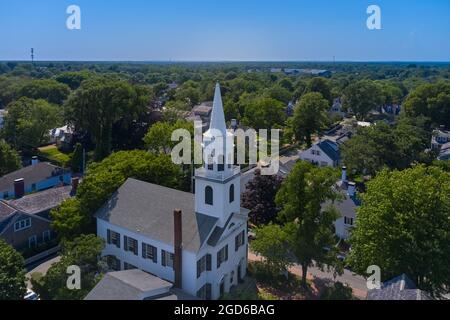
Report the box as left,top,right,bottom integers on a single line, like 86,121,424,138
248,252,367,299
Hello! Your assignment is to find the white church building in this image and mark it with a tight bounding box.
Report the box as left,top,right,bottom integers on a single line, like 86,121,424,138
94,84,249,300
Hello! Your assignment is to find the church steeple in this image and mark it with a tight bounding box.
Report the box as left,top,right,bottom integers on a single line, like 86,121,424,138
209,83,227,137
202,83,233,172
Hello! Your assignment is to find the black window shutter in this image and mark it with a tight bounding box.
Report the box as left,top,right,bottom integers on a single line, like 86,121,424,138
206,254,211,271
235,235,238,252
197,259,201,278
142,243,146,258
133,239,138,255
162,250,166,266
124,236,128,251
206,283,212,300
217,251,220,268
107,229,111,244
117,233,121,248
153,246,157,263
225,245,228,261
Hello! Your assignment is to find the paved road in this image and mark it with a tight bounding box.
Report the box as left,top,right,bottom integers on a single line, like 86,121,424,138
26,255,61,289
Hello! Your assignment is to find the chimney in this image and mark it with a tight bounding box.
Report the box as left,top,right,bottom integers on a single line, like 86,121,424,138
341,166,347,183
14,178,25,199
71,177,79,195
31,156,39,166
173,209,182,289
348,182,356,197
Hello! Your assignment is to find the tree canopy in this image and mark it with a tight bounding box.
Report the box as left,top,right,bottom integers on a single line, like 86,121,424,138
403,81,450,128
0,239,27,300
242,97,286,130
64,77,150,160
51,150,184,239
290,92,330,147
3,97,61,150
342,80,383,120
0,140,21,176
347,165,450,298
275,161,341,288
31,234,104,300
18,79,70,105
242,169,283,225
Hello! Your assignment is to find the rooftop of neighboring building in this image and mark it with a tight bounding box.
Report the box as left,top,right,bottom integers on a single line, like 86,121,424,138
367,274,432,300
85,269,173,300
0,162,67,193
6,185,73,215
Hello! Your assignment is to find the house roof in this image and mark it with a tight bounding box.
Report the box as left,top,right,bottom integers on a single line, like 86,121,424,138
84,269,172,300
6,185,73,215
0,201,16,220
0,162,67,193
95,178,218,252
367,274,432,300
317,139,340,162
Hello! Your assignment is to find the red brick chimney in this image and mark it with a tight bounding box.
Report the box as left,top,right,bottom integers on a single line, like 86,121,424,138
174,209,182,289
14,178,25,199
71,177,79,195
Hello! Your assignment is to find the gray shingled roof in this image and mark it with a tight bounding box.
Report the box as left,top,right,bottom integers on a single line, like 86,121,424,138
0,201,16,220
367,274,432,300
0,162,67,192
95,178,218,252
317,140,340,162
7,186,72,215
84,269,172,300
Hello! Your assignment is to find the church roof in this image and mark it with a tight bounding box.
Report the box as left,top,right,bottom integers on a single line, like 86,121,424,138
94,178,218,252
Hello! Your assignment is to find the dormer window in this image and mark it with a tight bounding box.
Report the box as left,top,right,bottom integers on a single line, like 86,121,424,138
205,186,213,205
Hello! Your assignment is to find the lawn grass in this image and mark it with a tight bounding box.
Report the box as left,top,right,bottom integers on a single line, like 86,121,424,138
38,145,71,167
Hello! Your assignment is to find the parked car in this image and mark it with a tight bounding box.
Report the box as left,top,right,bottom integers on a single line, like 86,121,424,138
24,289,40,300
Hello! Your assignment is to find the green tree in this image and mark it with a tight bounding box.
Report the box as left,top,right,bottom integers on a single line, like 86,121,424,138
31,234,104,300
305,77,332,105
0,140,21,175
242,98,286,130
341,120,429,176
4,97,61,150
64,77,149,160
51,150,184,239
320,281,353,300
18,79,70,105
55,71,91,90
403,81,450,128
250,224,292,275
291,92,329,147
71,142,84,173
342,80,383,120
143,120,193,155
0,239,27,300
347,165,450,298
276,161,341,288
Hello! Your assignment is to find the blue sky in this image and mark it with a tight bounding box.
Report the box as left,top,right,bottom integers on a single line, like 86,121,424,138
1,0,449,61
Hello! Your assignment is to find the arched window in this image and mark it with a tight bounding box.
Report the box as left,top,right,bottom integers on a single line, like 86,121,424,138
205,186,213,205
229,184,235,203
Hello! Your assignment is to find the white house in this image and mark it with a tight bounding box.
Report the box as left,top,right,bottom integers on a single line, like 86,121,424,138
94,83,249,300
299,139,340,167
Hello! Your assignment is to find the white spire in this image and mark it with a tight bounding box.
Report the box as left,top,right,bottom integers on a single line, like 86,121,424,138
209,83,227,136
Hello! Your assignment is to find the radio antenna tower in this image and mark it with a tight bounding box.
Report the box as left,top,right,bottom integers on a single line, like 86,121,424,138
31,48,34,63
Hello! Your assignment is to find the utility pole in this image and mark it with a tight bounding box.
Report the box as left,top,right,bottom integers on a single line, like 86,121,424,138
31,48,34,64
